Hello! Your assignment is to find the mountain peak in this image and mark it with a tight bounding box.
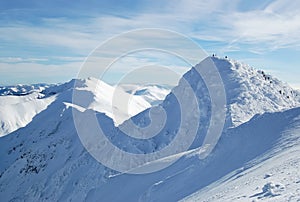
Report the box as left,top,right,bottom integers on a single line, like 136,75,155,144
205,56,300,126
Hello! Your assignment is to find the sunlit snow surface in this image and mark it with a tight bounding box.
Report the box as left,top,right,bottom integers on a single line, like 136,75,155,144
0,78,165,136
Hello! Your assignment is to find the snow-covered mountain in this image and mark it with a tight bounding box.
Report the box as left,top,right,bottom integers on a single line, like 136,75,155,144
0,78,152,137
212,57,300,126
0,57,299,201
0,92,56,137
0,84,51,96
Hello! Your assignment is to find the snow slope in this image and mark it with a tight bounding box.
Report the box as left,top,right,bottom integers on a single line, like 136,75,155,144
71,77,151,125
0,57,299,201
88,107,300,202
182,107,300,202
119,84,171,106
0,92,56,137
0,78,151,136
211,57,300,126
0,83,56,136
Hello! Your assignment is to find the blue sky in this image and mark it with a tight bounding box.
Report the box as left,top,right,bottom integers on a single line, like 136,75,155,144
0,0,299,88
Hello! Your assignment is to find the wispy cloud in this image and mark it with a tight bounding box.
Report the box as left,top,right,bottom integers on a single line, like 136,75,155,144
0,0,299,86
0,57,48,63
1,0,299,59
0,61,81,85
224,2,300,49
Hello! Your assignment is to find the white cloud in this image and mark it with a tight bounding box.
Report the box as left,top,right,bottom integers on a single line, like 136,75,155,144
0,25,98,53
0,62,81,85
1,0,299,86
1,0,300,57
218,0,300,50
227,11,300,47
0,57,48,63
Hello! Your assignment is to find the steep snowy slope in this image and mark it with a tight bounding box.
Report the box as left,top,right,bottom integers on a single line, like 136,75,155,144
87,107,300,202
212,57,300,126
0,92,56,137
120,84,171,105
182,107,300,202
70,77,151,125
0,57,299,201
0,78,151,136
108,57,300,158
0,83,56,136
0,85,153,201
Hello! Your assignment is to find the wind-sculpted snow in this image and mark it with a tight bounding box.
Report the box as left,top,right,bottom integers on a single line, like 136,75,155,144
0,57,300,201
